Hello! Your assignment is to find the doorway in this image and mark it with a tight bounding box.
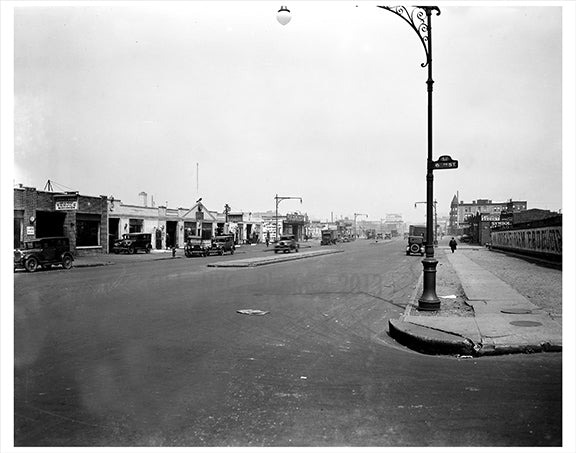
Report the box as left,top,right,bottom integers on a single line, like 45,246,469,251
108,218,120,253
166,221,178,248
36,211,65,238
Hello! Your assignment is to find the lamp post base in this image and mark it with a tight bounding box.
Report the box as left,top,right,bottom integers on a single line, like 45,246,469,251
418,257,440,311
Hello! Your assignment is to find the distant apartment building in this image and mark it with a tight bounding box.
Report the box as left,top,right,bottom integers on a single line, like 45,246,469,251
448,195,527,236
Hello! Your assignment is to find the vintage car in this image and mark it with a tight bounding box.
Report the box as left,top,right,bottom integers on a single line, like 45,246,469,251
185,236,211,257
406,235,425,256
112,233,152,254
209,235,235,255
274,234,299,253
321,229,338,246
14,236,74,272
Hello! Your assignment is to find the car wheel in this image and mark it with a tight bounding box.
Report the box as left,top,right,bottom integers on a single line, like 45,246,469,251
25,257,38,272
62,256,73,269
145,245,151,254
185,251,191,258
113,250,119,254
231,248,234,255
274,250,278,254
219,250,224,256
128,246,135,254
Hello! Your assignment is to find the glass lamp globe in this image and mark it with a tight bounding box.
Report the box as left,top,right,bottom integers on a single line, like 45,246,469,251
277,6,291,25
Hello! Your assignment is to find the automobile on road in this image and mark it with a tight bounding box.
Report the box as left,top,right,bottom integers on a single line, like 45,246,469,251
14,236,74,272
406,235,425,256
208,235,236,255
112,233,152,254
185,236,211,257
274,234,299,253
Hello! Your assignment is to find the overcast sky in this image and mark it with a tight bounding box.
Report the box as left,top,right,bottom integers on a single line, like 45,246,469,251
4,1,573,224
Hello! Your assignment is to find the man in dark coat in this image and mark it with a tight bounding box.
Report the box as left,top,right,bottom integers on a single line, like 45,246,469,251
449,237,457,253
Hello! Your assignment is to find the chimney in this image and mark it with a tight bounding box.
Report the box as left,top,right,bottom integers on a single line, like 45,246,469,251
139,191,148,207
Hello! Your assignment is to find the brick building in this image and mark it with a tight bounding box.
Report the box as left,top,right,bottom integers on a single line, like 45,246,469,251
14,186,108,255
448,195,527,236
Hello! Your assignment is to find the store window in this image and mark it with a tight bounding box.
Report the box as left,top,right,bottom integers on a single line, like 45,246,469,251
129,219,143,233
184,221,196,240
76,214,101,247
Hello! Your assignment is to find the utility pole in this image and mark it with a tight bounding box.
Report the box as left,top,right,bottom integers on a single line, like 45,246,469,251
353,213,368,239
274,195,302,241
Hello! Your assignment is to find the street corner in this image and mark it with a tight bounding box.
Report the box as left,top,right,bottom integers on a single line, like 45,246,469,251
388,318,477,357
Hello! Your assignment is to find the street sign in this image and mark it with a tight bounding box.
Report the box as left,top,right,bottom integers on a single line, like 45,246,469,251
432,155,458,170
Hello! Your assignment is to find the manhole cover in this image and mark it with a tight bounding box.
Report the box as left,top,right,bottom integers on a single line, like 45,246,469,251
501,308,533,314
509,320,542,327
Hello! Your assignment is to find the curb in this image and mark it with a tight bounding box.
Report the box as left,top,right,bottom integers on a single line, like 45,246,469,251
388,319,476,356
207,249,343,268
74,262,113,268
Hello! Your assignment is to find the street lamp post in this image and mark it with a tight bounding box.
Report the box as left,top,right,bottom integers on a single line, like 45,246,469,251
378,5,441,311
274,194,302,241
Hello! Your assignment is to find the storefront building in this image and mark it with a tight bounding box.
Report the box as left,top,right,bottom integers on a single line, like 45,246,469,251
283,213,307,241
14,186,108,255
108,198,218,250
226,212,263,244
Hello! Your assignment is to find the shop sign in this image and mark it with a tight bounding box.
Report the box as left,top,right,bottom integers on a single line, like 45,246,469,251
228,214,243,223
55,200,78,211
26,226,35,235
286,213,305,223
481,214,500,222
490,221,511,228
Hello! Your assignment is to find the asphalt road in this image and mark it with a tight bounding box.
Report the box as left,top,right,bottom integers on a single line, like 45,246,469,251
14,239,562,447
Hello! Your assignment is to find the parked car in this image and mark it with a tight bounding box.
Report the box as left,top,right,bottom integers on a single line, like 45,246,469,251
209,235,235,255
274,234,299,253
185,236,211,257
384,233,392,240
14,236,74,272
112,233,152,254
406,235,425,256
460,234,472,243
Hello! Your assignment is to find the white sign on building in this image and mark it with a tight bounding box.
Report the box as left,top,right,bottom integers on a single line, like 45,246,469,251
55,200,78,211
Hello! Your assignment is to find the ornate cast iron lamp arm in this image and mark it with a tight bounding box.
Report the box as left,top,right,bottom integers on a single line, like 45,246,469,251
377,5,440,68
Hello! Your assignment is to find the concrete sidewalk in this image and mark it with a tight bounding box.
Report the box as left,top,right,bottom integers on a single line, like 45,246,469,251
389,247,562,357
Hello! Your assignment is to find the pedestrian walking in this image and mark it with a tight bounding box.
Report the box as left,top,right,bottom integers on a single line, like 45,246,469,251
265,232,270,247
449,237,457,253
